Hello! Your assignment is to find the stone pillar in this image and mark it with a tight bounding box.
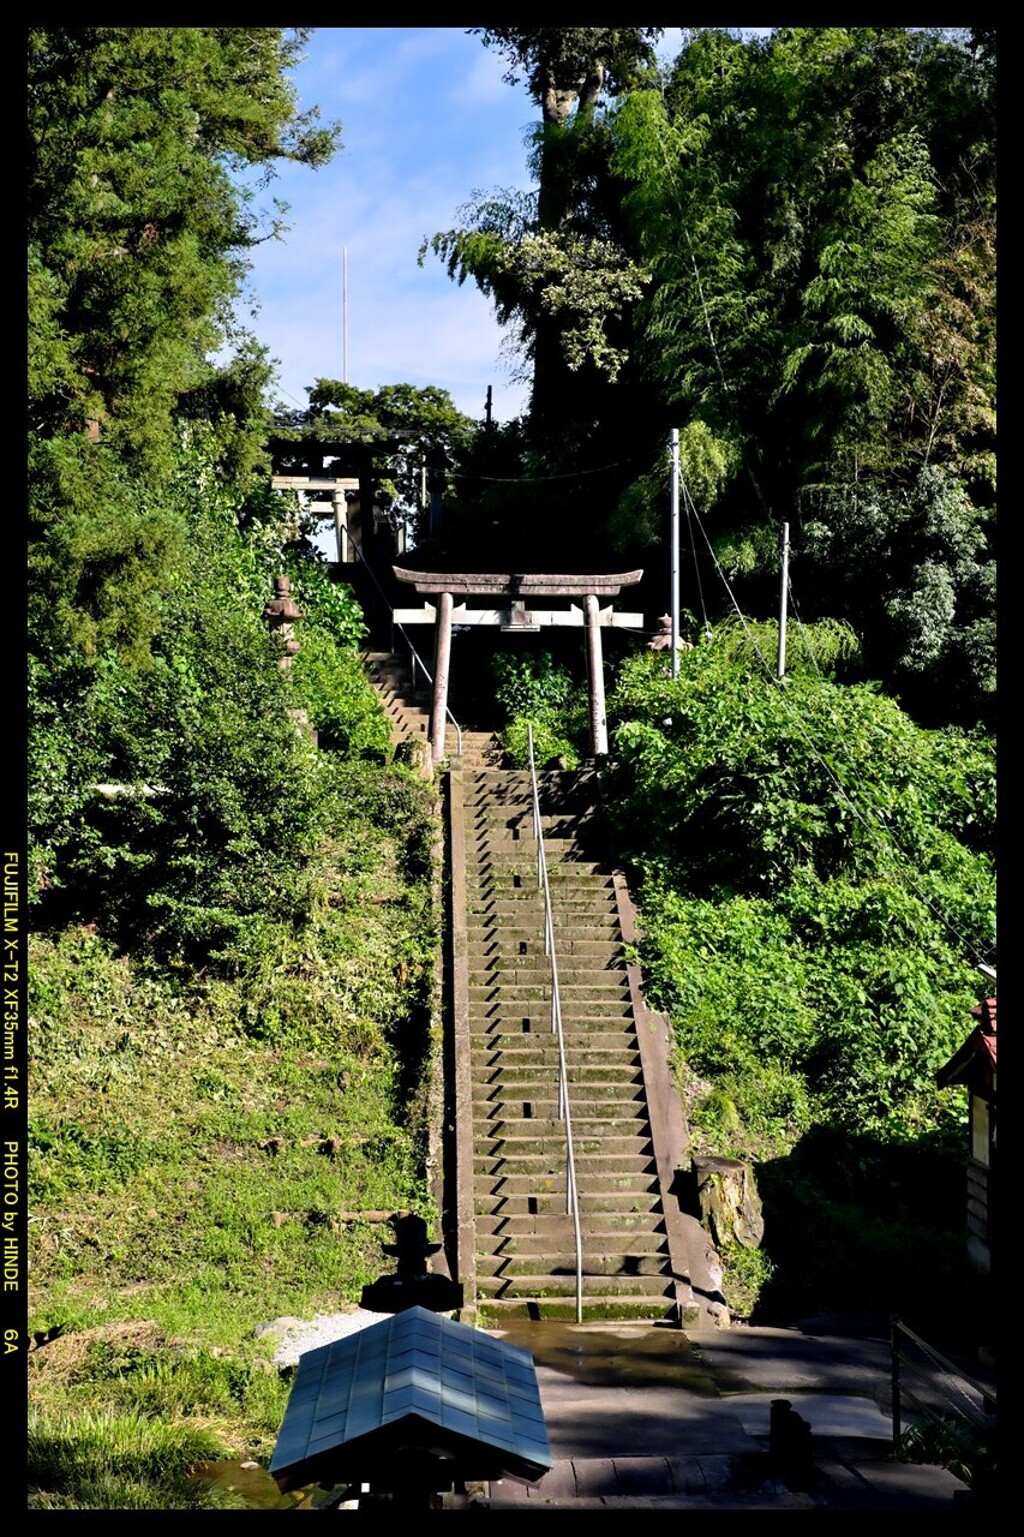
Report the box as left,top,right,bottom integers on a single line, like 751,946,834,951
333,489,350,564
431,590,454,764
584,593,608,758
263,576,316,746
263,575,303,669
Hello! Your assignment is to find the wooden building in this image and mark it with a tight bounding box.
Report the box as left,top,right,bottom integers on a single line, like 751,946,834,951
936,997,997,1275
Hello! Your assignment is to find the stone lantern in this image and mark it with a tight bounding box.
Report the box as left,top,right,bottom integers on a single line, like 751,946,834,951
263,575,304,669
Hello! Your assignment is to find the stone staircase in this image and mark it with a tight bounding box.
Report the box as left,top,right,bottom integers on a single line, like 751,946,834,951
363,645,708,1328
362,650,432,749
362,650,499,768
452,765,695,1326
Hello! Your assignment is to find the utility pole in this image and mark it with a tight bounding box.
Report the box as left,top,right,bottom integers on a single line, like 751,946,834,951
343,246,349,384
670,428,681,678
777,520,790,679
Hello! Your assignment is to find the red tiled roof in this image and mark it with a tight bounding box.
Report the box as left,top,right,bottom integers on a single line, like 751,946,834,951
937,997,997,1088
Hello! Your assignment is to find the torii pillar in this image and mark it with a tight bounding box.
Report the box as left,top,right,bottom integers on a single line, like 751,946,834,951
584,593,608,757
431,589,454,764
392,571,643,765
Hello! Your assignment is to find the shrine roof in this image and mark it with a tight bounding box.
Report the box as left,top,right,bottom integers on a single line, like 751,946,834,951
269,1306,550,1494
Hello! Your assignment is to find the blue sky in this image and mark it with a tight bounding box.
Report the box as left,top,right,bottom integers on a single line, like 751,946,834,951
233,27,687,429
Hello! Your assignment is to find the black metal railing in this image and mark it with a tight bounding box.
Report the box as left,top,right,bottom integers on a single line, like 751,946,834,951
891,1316,996,1482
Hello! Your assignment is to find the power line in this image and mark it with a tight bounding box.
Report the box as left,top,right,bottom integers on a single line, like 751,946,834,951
678,480,994,968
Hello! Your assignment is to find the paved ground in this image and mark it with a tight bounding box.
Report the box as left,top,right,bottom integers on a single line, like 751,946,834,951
476,1313,989,1511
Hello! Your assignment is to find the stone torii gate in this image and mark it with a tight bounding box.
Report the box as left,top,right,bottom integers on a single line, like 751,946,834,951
392,569,644,764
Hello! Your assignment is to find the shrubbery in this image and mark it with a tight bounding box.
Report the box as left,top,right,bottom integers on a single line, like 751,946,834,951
492,651,588,768
606,638,994,1142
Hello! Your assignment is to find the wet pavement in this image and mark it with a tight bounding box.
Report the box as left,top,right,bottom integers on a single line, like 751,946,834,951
479,1316,986,1510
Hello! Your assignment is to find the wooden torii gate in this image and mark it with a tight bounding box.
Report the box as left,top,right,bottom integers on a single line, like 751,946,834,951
392,569,644,764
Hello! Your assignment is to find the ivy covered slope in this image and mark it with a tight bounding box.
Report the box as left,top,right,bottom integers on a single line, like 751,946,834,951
27,28,439,1510
606,634,995,1320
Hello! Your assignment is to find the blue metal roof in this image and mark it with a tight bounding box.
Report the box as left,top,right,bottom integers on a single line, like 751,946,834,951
270,1306,552,1493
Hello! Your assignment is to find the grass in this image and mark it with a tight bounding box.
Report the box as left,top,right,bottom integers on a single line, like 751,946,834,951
27,769,442,1508
28,1407,251,1510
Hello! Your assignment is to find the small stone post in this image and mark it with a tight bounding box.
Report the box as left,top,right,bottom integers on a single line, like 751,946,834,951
263,575,316,745
263,575,303,669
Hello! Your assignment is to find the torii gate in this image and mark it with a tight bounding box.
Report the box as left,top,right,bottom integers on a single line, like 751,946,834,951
392,569,644,764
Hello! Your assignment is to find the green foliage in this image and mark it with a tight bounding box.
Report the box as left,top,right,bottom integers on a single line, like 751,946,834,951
284,550,367,648
492,652,587,768
424,224,649,384
289,633,391,758
609,642,994,1137
709,615,863,678
609,644,995,895
719,1245,776,1321
28,421,405,973
896,1413,993,1489
28,27,340,680
274,379,477,539
801,463,994,723
28,810,437,1481
28,26,338,473
493,650,573,717
606,26,995,723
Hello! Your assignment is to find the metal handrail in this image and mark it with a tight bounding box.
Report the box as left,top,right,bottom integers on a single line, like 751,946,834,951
527,722,583,1323
891,1316,996,1448
351,542,463,758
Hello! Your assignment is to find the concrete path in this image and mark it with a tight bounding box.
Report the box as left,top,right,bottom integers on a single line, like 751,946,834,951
476,1317,981,1510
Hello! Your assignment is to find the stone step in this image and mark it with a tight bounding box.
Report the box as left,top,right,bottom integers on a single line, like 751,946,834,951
469,973,626,993
476,1183,662,1209
469,930,618,949
472,1031,637,1053
467,895,618,913
477,1212,667,1238
472,1002,633,1017
473,1056,642,1080
477,1218,668,1248
469,977,629,995
469,970,628,991
472,1107,644,1130
475,1146,655,1171
475,1170,660,1197
477,1119,649,1142
476,1250,671,1279
480,1226,667,1252
474,1053,639,1073
465,861,613,879
468,956,623,974
473,1061,641,1084
476,1271,674,1299
471,1021,636,1041
474,1084,648,1107
477,1129,651,1154
476,1296,679,1325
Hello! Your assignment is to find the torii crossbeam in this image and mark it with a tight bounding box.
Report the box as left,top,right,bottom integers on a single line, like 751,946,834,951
392,569,644,763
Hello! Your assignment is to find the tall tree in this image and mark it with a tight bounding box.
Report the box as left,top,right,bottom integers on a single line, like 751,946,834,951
609,26,995,723
425,27,661,457
28,27,339,663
